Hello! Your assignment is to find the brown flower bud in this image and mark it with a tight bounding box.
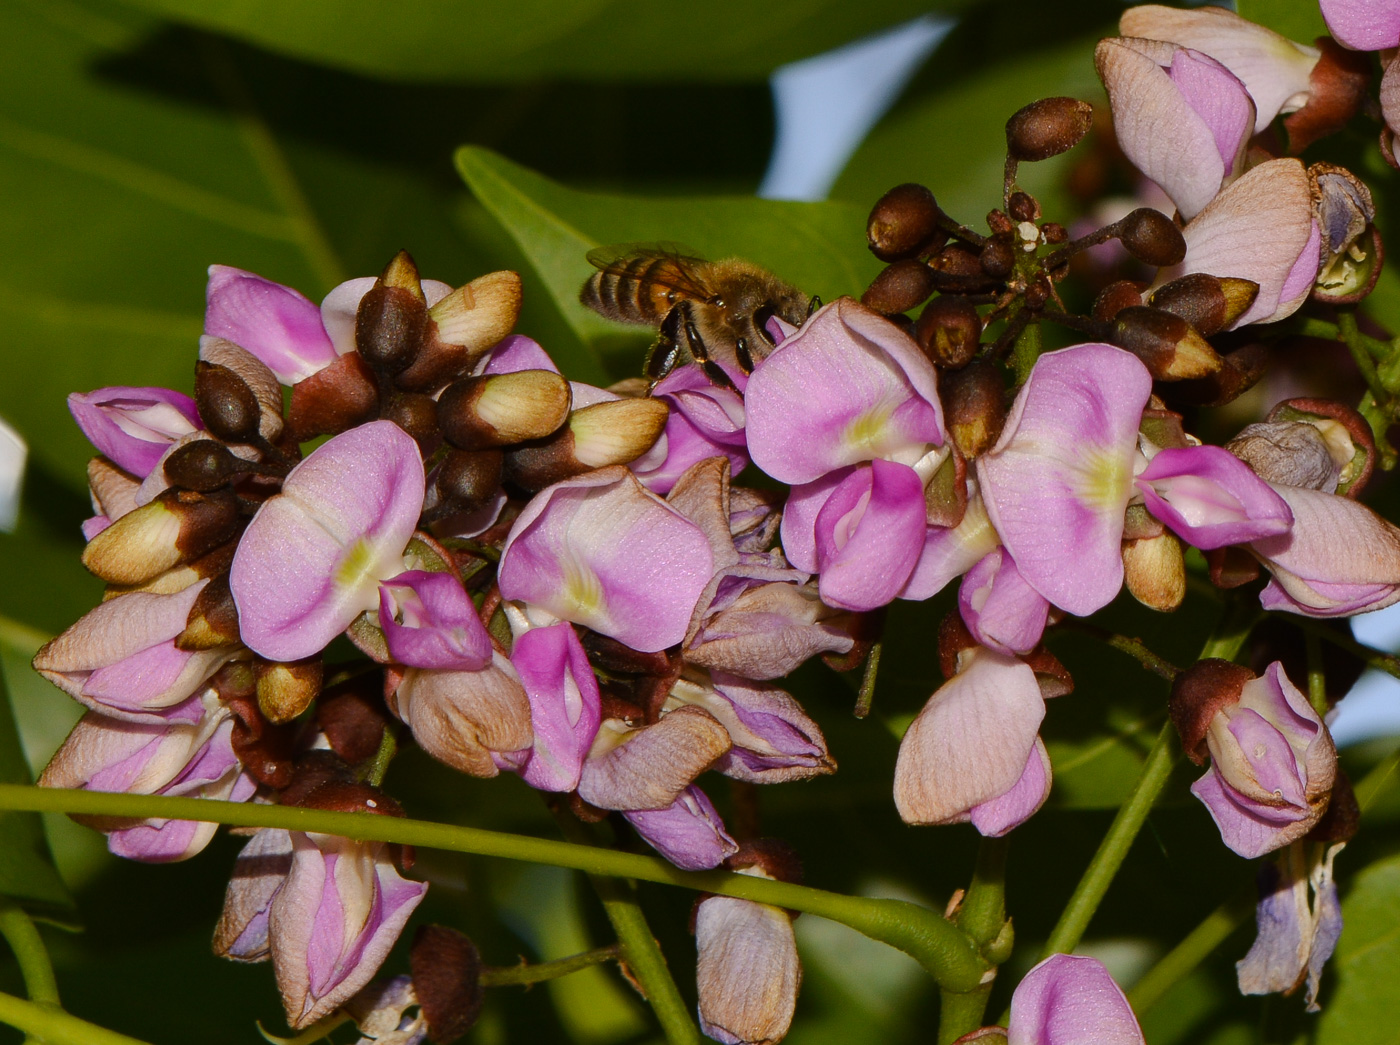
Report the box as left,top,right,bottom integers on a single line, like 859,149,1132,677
942,360,1006,457
316,676,391,766
255,656,323,724
225,688,297,789
1149,273,1258,337
1168,659,1255,764
979,233,1016,278
1112,306,1222,380
1007,191,1040,223
410,926,484,1045
1116,208,1186,267
176,573,241,649
861,259,938,315
915,295,982,369
200,337,284,443
382,392,440,451
727,838,803,886
866,182,947,261
1091,280,1145,322
1167,342,1269,408
163,438,247,492
1005,97,1094,161
1122,531,1185,612
1041,222,1068,244
504,398,667,489
1204,546,1261,590
435,447,504,515
195,360,263,444
438,370,572,449
357,250,428,375
927,244,999,293
398,270,524,393
1283,38,1371,154
288,352,379,442
81,488,240,585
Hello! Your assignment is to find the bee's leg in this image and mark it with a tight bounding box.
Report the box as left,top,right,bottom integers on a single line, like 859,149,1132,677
646,306,685,385
678,300,738,391
806,295,823,318
733,336,754,374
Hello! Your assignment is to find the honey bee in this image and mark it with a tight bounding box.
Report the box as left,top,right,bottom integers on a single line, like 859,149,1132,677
579,244,819,389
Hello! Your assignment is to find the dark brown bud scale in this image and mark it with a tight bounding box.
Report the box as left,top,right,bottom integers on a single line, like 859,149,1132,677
942,360,1006,458
726,838,803,887
916,295,981,369
1112,306,1222,380
927,244,999,293
163,439,245,492
1168,659,1255,764
195,361,263,444
861,259,938,315
1005,97,1094,162
382,392,441,450
436,448,504,515
1092,280,1145,322
316,677,392,766
176,573,240,650
866,183,947,261
1116,208,1187,267
356,251,428,375
410,925,484,1044
288,352,380,442
1283,37,1372,154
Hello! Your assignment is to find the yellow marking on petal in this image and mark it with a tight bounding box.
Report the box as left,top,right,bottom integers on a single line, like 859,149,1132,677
561,558,604,621
844,404,895,455
334,538,381,593
1076,447,1134,513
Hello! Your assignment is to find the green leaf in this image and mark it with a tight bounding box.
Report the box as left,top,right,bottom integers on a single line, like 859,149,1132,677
109,0,970,83
1236,0,1328,45
0,629,77,928
456,145,881,379
1317,852,1400,1042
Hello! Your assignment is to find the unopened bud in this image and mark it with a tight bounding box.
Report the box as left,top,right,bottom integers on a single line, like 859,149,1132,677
569,398,669,468
438,370,571,449
200,337,284,442
287,352,379,442
357,250,427,375
1169,658,1255,764
398,270,524,392
1116,208,1186,267
255,656,323,724
195,360,263,444
1169,342,1268,408
866,183,947,261
1226,421,1341,491
316,677,391,765
1122,531,1185,612
1149,273,1258,337
915,295,981,369
410,926,484,1044
163,439,246,492
226,689,297,789
927,244,998,293
942,360,1006,458
1283,38,1371,154
1007,191,1040,223
1005,97,1093,162
1091,280,1144,322
435,447,504,515
979,233,1016,278
861,259,938,315
1112,306,1222,380
176,573,241,649
382,392,440,450
81,488,239,585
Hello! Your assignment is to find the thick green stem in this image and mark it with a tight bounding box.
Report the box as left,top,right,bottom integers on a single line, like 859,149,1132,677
480,945,621,988
0,785,985,991
1304,631,1328,717
0,902,58,1007
0,991,150,1045
938,836,1011,1043
1336,310,1391,402
1126,885,1254,1015
1011,316,1043,385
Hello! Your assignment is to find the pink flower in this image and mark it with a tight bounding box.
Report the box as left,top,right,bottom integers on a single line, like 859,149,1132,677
1007,954,1145,1044
68,386,202,479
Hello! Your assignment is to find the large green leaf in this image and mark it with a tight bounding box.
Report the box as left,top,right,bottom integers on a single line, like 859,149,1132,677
110,0,969,83
456,145,882,379
1317,852,1400,1043
1236,0,1327,45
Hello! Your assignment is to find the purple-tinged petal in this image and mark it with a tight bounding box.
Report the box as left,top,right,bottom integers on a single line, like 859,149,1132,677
1008,953,1144,1045
1191,770,1306,859
390,658,533,778
969,737,1052,837
959,548,1050,656
686,580,854,681
695,893,799,1045
498,467,712,653
578,707,731,812
378,570,491,671
894,648,1045,827
901,486,1001,601
68,386,202,478
1320,0,1400,51
479,334,560,375
624,786,738,870
231,421,425,662
321,277,452,358
214,827,294,962
1136,445,1293,549
977,344,1151,616
506,622,600,792
204,266,338,384
778,469,847,574
633,365,749,494
746,298,943,484
270,833,427,1029
811,459,927,612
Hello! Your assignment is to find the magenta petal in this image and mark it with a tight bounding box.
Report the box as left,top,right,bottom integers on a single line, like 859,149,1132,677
1136,445,1292,549
498,467,713,652
634,366,749,494
812,459,927,612
977,344,1151,616
1169,48,1253,179
1190,768,1307,859
778,469,848,574
231,421,425,662
624,786,738,870
480,334,560,375
205,266,337,384
970,737,1052,837
510,622,601,792
958,548,1051,655
378,570,491,671
68,387,202,478
1008,953,1145,1045
1320,0,1400,50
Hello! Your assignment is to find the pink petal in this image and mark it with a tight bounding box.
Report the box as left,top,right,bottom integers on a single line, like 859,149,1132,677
68,387,202,478
205,266,338,384
969,737,1052,837
812,459,927,611
378,570,492,671
1320,0,1400,51
1135,445,1293,549
624,786,738,870
1008,953,1144,1045
509,622,601,792
958,548,1051,655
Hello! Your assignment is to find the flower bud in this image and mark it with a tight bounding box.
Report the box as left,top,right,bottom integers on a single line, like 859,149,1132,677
942,359,1006,458
286,352,379,441
861,259,938,315
256,656,323,724
397,270,524,393
915,294,981,369
1169,342,1269,408
195,360,263,444
356,250,427,375
866,182,946,261
381,392,440,450
1111,306,1222,380
1007,191,1040,223
1122,531,1185,612
438,370,571,449
1149,273,1259,337
81,487,240,585
409,925,484,1044
1005,96,1094,161
315,676,390,766
1226,421,1342,491
503,398,669,490
1116,208,1187,267
1283,37,1371,154
979,233,1016,278
434,447,504,515
162,438,247,492
176,573,241,649
199,336,285,443
1091,280,1145,323
927,244,999,293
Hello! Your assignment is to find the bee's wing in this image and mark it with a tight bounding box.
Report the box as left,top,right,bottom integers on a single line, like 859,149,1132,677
584,243,716,300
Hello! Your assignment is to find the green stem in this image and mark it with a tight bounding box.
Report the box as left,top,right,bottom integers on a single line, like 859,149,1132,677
1058,622,1180,680
1126,886,1254,1015
0,902,58,1007
854,640,882,718
480,945,621,988
1011,315,1043,385
1304,631,1328,718
0,991,151,1045
1039,719,1180,961
1198,597,1260,663
1287,615,1400,683
939,836,1011,1044
1336,310,1390,402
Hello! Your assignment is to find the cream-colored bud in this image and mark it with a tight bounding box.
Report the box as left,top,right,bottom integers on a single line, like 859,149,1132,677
1122,532,1186,612
429,270,522,351
570,398,669,468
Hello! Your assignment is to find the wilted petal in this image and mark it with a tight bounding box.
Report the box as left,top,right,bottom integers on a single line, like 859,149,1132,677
270,832,427,1029
578,706,732,812
1319,0,1400,51
746,298,943,484
894,649,1046,827
378,570,492,671
977,344,1151,617
695,894,800,1045
231,421,425,662
1136,445,1292,549
958,548,1051,656
390,657,533,778
205,266,338,385
214,827,294,962
505,622,600,792
624,786,738,870
498,467,712,653
68,386,201,479
686,580,854,681
1008,953,1144,1045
